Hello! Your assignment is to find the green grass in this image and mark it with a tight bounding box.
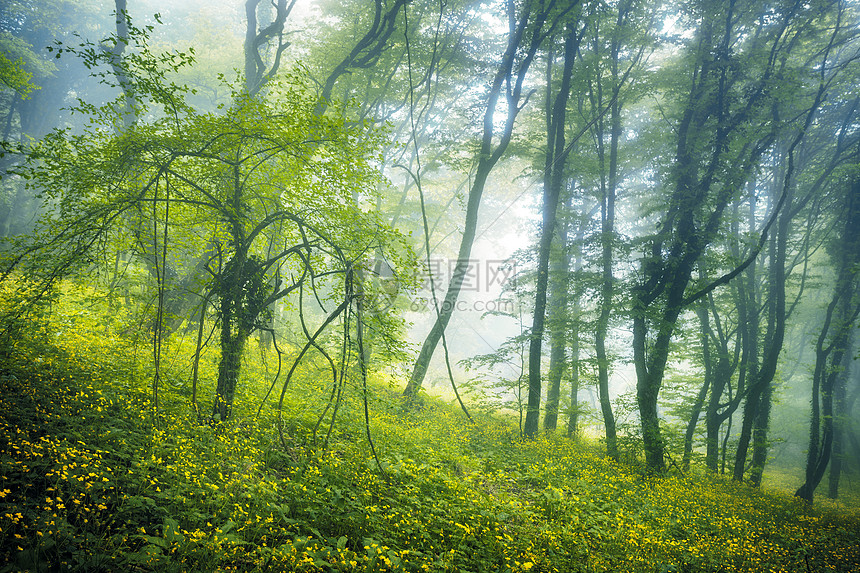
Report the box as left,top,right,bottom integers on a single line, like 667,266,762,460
1,291,859,572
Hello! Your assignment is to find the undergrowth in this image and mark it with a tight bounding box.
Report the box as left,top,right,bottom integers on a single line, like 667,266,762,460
1,290,859,572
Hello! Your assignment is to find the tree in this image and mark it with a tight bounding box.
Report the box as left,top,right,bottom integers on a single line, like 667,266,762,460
698,234,744,472
543,189,571,433
795,174,860,503
244,0,296,97
631,0,839,472
524,11,583,438
584,0,650,457
404,0,573,401
3,23,405,423
731,4,860,481
316,0,412,110
829,327,858,498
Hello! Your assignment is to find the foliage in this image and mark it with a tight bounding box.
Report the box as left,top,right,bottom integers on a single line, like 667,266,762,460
1,17,416,422
0,50,38,100
0,295,858,572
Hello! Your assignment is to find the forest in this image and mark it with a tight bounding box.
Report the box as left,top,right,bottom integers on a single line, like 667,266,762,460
1,0,859,571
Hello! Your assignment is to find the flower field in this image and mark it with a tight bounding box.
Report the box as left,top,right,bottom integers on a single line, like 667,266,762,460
0,296,858,572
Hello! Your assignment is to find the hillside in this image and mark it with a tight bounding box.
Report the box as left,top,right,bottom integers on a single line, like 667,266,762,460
1,295,859,573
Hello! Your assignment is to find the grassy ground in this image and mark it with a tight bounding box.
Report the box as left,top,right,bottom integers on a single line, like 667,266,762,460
1,292,859,572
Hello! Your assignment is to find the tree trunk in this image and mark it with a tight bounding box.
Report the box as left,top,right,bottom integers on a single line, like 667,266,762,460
828,330,857,499
407,0,561,401
796,308,853,503
567,291,581,438
796,179,860,503
630,0,826,474
544,196,571,432
683,298,713,469
244,0,292,97
634,252,696,472
735,154,788,484
827,351,848,499
594,68,621,461
635,364,667,472
214,323,250,422
707,198,756,472
566,231,585,438
213,241,250,422
749,382,773,487
704,356,733,471
525,21,580,438
106,0,137,132
748,183,784,486
405,158,497,400
703,280,742,472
